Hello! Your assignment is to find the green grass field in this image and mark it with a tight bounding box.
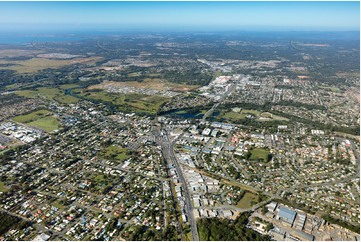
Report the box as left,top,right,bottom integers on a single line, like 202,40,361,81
223,109,262,121
268,114,289,121
27,116,60,132
99,146,130,161
224,111,247,120
236,192,259,209
224,109,288,122
0,149,9,156
94,174,106,183
250,148,270,161
16,87,79,104
92,174,114,190
242,109,261,115
0,182,8,192
175,110,188,115
58,84,81,89
200,110,207,114
183,232,192,241
4,83,23,90
0,56,102,73
12,109,50,123
51,200,65,209
128,72,142,77
258,112,289,121
55,95,79,104
13,110,60,132
81,90,169,114
319,85,341,93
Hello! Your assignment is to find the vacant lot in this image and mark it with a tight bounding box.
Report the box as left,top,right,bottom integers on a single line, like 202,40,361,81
0,56,102,73
237,192,259,209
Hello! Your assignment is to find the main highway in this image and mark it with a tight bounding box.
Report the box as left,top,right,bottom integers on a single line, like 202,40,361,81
169,133,200,241
153,75,250,241
155,126,200,241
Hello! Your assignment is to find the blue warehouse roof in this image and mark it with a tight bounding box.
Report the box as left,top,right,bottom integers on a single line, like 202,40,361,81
278,206,296,224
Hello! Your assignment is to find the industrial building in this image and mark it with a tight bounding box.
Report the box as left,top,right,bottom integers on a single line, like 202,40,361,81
290,229,314,241
295,213,307,230
277,206,297,227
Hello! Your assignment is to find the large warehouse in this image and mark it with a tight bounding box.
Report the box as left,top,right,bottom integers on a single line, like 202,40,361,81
277,206,297,226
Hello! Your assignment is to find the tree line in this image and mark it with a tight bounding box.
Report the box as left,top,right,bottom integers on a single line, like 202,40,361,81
197,212,270,241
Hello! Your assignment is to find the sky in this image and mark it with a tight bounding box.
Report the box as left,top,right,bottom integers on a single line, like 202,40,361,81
0,1,359,32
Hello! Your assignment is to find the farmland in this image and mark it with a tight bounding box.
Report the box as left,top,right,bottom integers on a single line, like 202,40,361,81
0,56,102,73
0,49,43,58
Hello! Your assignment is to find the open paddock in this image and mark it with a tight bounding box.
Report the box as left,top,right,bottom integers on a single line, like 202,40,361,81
0,56,103,73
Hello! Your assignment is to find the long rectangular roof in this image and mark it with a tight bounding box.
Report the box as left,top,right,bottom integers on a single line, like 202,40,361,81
278,206,297,224
291,229,314,241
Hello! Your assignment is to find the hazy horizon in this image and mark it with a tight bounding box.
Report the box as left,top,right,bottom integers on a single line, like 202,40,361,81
0,1,359,33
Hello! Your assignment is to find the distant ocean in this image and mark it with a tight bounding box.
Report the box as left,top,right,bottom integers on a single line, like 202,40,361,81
0,30,359,45
0,34,83,45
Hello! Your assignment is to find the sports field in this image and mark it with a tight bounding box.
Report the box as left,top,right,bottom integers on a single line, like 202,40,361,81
249,148,270,161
